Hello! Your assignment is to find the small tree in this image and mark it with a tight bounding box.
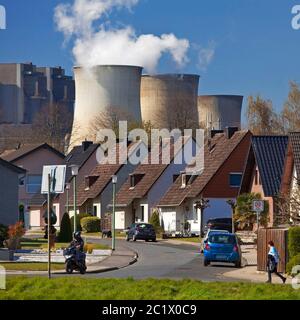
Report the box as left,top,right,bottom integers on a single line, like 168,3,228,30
58,212,72,243
149,210,162,233
234,193,269,230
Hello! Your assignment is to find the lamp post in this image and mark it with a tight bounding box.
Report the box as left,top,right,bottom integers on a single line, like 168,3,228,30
66,183,71,215
194,197,210,238
70,165,79,233
112,175,117,251
227,199,237,234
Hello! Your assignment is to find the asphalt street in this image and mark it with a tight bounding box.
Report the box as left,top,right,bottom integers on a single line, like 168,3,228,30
86,239,241,282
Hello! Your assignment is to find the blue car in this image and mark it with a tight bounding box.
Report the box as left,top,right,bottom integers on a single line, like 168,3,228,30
203,233,242,268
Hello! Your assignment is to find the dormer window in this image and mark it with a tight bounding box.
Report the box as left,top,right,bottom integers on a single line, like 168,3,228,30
181,172,187,188
129,173,144,189
85,176,98,190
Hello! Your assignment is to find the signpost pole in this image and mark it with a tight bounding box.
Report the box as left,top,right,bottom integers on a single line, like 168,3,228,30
47,173,51,280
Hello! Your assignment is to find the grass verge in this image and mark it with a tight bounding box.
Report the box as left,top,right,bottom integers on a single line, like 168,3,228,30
0,277,299,300
0,263,64,271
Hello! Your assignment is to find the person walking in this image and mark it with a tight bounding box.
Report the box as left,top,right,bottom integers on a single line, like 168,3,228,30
266,241,286,284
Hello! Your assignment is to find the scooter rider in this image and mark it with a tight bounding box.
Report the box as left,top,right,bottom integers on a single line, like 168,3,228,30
71,231,84,262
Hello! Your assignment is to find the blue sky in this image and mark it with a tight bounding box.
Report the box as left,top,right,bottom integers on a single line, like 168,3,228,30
0,0,300,120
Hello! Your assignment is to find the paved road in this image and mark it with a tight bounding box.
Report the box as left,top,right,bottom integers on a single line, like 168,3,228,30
86,239,241,282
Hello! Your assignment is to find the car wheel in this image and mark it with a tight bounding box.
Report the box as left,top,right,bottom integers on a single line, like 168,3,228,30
235,260,242,268
204,259,210,267
132,235,137,242
152,238,157,242
126,234,130,242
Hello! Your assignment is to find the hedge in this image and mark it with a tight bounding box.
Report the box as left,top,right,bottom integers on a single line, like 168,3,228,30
288,226,300,258
70,213,91,233
286,254,300,275
80,217,101,233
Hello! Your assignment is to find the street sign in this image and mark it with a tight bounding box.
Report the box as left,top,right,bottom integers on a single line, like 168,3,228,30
41,165,66,194
252,200,264,213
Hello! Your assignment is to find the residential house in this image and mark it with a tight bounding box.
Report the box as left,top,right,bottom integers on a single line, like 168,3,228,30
53,140,100,222
113,137,197,230
75,141,148,220
158,128,252,236
240,136,288,227
280,132,300,224
0,158,26,226
0,143,65,228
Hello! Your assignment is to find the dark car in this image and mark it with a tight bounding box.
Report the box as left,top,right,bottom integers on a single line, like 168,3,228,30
205,218,233,233
126,223,156,242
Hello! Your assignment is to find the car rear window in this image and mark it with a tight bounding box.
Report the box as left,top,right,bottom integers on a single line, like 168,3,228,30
137,224,153,230
209,234,236,244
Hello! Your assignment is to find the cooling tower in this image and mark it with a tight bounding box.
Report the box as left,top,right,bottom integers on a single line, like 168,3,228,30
141,74,200,129
69,65,143,147
198,95,243,130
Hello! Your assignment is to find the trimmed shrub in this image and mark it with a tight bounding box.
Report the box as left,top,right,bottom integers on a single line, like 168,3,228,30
70,213,91,233
149,210,163,233
286,254,300,275
81,217,101,233
288,226,300,258
58,212,72,243
0,224,8,248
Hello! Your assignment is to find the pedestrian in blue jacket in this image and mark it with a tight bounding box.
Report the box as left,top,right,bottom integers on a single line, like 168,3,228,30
266,241,286,284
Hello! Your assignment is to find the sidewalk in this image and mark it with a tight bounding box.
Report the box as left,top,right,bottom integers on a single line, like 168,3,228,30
3,246,138,276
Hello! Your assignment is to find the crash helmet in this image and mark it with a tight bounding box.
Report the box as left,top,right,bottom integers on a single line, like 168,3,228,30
74,231,82,240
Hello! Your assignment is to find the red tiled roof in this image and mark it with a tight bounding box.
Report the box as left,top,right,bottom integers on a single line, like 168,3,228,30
158,130,251,206
115,136,193,206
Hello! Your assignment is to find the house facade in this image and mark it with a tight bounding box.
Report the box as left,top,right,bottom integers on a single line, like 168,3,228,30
113,137,197,230
241,136,288,227
0,158,26,226
158,129,252,236
1,143,65,228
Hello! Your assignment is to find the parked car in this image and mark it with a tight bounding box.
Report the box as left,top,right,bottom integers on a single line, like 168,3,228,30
200,229,230,253
204,218,233,233
203,233,242,268
125,223,156,242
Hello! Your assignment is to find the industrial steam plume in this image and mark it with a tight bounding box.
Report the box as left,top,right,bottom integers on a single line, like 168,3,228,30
54,0,190,73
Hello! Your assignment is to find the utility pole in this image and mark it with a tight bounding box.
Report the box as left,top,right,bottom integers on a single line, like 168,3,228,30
47,173,51,279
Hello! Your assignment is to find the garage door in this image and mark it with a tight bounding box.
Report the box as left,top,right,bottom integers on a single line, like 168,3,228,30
115,211,125,230
30,210,41,228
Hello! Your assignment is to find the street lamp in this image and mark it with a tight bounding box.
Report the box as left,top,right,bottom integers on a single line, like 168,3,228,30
194,197,210,238
227,199,237,233
65,183,71,215
70,164,79,233
112,175,117,251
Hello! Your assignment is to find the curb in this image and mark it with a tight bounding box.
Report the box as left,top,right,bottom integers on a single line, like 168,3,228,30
4,251,138,276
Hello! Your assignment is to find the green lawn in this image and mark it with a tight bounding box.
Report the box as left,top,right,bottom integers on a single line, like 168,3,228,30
20,238,109,251
1,263,64,271
0,277,298,300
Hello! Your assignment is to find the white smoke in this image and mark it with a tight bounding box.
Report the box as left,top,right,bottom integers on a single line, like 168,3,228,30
54,0,190,72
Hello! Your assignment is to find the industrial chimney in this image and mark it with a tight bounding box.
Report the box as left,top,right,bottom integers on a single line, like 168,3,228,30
140,74,200,130
69,65,143,148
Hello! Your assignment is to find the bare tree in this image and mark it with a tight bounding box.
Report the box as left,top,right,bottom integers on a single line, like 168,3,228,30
247,95,283,135
281,81,300,133
276,179,300,225
31,103,73,153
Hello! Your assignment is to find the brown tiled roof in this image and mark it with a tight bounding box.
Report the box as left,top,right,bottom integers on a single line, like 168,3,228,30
75,142,140,206
1,143,65,162
115,137,193,206
158,130,251,206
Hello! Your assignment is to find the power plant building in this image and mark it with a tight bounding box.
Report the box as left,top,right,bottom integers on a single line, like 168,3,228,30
141,74,200,129
70,65,143,146
0,63,75,124
198,95,243,130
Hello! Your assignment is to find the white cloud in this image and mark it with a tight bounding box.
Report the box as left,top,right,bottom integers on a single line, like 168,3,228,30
197,42,216,71
54,0,190,73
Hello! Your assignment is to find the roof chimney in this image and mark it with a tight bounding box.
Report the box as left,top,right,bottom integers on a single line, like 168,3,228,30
209,129,223,139
225,127,239,139
82,140,93,151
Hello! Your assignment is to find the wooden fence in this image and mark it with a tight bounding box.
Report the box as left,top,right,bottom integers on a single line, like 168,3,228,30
257,228,288,273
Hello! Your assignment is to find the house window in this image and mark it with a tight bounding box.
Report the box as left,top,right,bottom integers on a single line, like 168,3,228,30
93,205,97,217
141,206,144,222
26,175,42,193
229,173,242,187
